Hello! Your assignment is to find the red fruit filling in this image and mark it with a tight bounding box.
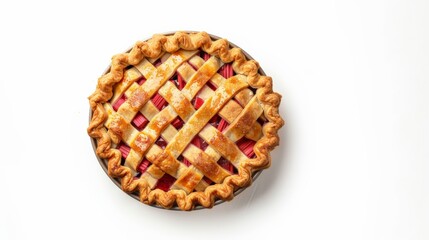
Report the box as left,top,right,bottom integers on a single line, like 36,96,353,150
194,97,204,110
219,64,234,78
206,81,217,90
155,137,167,149
203,177,213,185
171,117,184,129
177,74,185,90
152,93,168,111
182,158,192,167
138,77,146,85
191,136,208,150
155,174,176,191
202,52,210,61
218,158,234,173
218,65,224,77
132,112,149,130
217,118,229,132
177,155,191,167
117,142,130,159
113,95,126,111
137,159,151,173
219,65,226,78
209,115,220,127
192,136,202,148
226,64,233,78
154,59,162,67
236,138,256,158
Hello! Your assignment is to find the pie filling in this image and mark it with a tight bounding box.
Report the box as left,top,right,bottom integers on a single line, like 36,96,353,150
110,50,265,192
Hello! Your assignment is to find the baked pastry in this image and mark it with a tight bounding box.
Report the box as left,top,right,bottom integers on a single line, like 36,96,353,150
88,31,283,210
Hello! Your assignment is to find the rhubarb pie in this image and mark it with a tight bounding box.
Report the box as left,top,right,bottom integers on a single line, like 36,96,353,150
88,31,283,210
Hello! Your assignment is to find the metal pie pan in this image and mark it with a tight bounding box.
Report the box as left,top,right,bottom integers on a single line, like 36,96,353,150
90,31,266,210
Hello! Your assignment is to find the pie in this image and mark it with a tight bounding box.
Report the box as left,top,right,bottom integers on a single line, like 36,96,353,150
88,31,284,210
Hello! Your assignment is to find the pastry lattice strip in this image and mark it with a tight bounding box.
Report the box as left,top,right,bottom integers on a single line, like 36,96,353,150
105,51,263,193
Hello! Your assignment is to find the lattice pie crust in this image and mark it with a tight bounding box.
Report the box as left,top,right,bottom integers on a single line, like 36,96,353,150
88,32,283,210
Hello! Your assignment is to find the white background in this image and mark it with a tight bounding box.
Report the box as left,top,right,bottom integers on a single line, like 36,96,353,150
0,0,428,239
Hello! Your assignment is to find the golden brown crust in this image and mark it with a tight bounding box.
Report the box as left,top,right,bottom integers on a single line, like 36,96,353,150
88,31,284,210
